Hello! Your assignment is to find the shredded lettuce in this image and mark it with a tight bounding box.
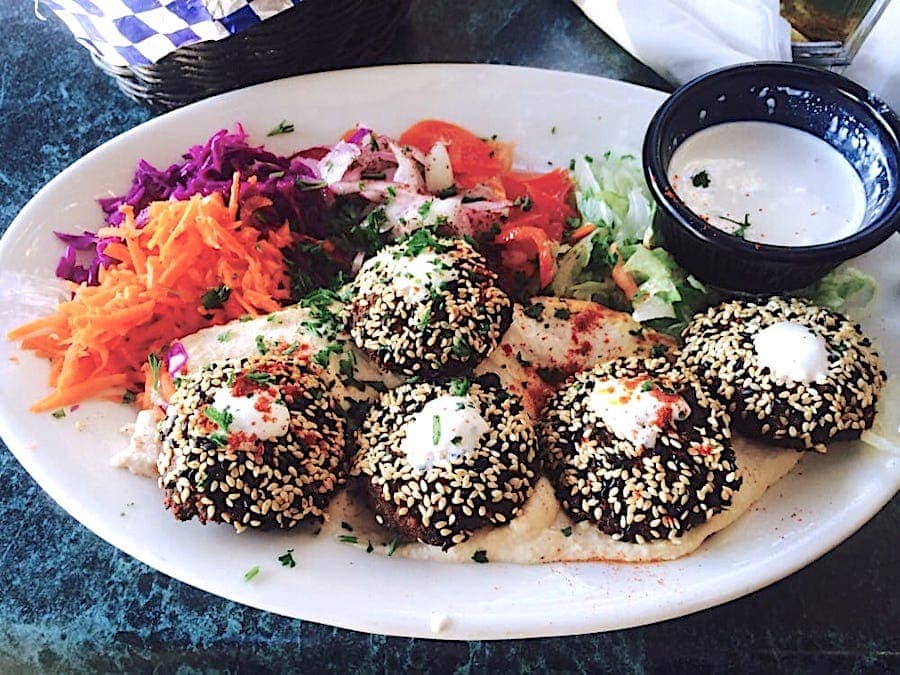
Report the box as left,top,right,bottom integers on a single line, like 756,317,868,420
557,152,712,333
810,266,877,312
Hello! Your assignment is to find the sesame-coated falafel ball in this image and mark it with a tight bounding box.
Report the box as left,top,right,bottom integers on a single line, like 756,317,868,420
348,231,512,378
352,374,540,549
678,296,886,452
157,354,345,532
541,357,741,544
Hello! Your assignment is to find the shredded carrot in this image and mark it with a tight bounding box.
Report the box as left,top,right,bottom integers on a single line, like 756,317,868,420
10,191,294,413
568,223,596,242
609,242,639,300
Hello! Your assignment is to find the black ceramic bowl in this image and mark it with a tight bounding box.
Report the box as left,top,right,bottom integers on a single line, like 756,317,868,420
643,62,900,293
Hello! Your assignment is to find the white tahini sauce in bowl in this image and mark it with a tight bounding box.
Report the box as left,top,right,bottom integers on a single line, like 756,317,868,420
668,121,866,246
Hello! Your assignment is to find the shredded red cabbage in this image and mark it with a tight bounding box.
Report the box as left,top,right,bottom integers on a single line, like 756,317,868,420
55,124,327,284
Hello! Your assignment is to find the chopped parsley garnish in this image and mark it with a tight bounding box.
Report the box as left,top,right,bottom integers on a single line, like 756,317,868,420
339,535,359,544
122,390,137,404
402,226,446,257
204,405,234,432
147,353,161,390
640,380,656,392
418,308,432,328
201,284,231,310
278,549,296,568
569,158,576,171
461,195,485,204
719,213,752,238
338,352,356,378
450,337,471,359
266,120,294,136
449,377,470,397
312,343,342,367
515,352,533,368
553,307,571,320
628,327,644,337
523,302,545,320
561,526,572,537
432,415,442,445
243,565,260,581
217,330,234,343
584,154,594,164
255,335,269,355
472,550,489,564
245,371,276,386
295,178,328,191
366,540,374,553
386,536,399,557
551,126,557,134
436,185,458,198
209,431,227,448
417,200,433,219
341,521,354,532
239,314,252,322
691,170,711,188
651,344,669,358
451,435,463,446
51,409,66,419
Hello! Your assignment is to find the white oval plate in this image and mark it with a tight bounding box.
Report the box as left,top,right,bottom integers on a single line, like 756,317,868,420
0,64,897,640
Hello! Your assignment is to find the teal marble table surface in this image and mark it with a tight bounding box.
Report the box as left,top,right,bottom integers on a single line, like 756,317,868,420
0,1,896,671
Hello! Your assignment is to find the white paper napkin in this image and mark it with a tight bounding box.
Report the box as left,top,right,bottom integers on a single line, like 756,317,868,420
572,0,792,85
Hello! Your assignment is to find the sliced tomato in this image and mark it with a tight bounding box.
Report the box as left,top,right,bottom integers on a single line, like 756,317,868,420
399,119,513,176
494,224,556,289
501,169,574,241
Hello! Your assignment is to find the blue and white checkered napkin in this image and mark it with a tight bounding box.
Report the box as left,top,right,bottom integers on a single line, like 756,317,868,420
39,0,303,67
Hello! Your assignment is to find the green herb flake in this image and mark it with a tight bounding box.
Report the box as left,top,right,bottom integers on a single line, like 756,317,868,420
450,337,471,359
312,343,342,368
266,120,294,136
200,285,231,309
122,390,137,404
255,335,269,355
640,380,655,392
239,314,253,323
691,170,711,188
449,377,470,397
204,406,234,434
147,353,161,390
278,549,296,568
523,302,545,320
515,352,533,368
243,565,261,582
51,408,66,419
719,213,752,238
386,536,399,557
339,535,359,544
217,330,234,343
432,415,441,445
472,550,489,564
553,307,571,320
451,435,463,446
341,521,354,532
651,344,669,358
366,540,374,553
561,526,572,537
245,371,276,386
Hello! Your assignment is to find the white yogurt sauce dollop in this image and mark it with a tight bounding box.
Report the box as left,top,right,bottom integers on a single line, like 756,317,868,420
211,387,291,441
360,250,456,303
587,379,691,450
753,321,830,383
400,395,489,471
668,121,866,246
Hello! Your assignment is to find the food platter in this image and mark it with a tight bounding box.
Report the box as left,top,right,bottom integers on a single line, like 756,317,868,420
0,64,897,639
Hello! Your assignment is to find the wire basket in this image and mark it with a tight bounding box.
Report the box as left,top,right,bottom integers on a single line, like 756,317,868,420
90,0,411,112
